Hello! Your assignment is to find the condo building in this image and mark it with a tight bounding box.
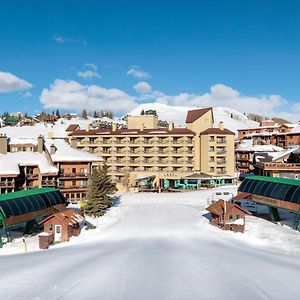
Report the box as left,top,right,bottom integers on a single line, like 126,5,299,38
68,108,235,191
0,135,103,202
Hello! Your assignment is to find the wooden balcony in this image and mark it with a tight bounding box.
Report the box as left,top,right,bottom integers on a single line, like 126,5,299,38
255,162,300,171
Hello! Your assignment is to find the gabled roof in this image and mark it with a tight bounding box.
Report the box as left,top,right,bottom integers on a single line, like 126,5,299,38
206,199,250,216
39,209,84,226
185,172,213,178
66,124,80,132
200,128,235,135
185,108,212,123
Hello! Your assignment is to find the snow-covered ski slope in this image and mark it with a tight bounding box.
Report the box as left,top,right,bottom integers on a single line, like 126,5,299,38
1,188,299,299
128,103,258,133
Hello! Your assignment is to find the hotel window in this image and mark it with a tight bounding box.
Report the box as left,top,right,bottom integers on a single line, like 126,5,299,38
209,167,214,173
209,136,215,142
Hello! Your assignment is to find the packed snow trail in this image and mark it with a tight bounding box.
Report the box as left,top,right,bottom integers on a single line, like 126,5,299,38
1,189,300,300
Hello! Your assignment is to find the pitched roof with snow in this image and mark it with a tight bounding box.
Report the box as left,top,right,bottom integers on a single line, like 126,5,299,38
206,199,250,216
0,152,58,176
66,124,80,132
45,139,103,162
185,108,212,123
39,209,84,226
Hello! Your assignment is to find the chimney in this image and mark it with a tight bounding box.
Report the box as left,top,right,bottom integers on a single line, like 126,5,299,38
86,124,90,132
48,132,53,139
112,123,117,131
37,135,44,153
70,137,77,149
218,121,224,130
0,134,8,154
168,122,174,131
50,144,57,155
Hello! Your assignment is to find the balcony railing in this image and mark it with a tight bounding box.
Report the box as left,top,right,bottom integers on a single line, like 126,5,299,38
60,173,89,177
0,181,15,187
217,139,227,144
255,162,300,170
42,180,56,186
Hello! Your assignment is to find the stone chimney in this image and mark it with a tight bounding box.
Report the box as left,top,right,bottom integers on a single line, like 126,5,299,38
112,123,117,131
168,122,174,131
218,121,224,130
37,135,44,153
50,144,57,155
70,137,77,149
0,134,8,154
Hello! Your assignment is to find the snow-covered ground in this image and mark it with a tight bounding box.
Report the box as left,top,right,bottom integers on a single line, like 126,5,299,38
1,187,300,299
128,103,258,133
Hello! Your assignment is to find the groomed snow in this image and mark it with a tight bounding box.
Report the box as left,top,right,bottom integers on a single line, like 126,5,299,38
1,187,300,299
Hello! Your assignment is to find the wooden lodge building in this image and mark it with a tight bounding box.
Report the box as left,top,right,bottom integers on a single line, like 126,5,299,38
39,208,84,243
206,199,250,233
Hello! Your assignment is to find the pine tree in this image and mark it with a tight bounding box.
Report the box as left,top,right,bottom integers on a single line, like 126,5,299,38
81,109,88,119
56,109,61,118
84,165,117,217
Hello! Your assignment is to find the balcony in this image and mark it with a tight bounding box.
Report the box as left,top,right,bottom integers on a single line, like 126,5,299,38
0,181,15,187
42,180,57,186
216,150,226,155
255,162,300,171
27,174,39,180
216,160,227,165
60,173,89,178
217,170,227,175
59,185,88,191
217,139,227,144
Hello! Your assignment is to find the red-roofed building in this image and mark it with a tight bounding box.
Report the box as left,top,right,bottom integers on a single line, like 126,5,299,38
39,209,84,242
206,199,250,233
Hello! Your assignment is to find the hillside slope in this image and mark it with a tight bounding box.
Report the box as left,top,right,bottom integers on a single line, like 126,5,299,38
128,103,258,133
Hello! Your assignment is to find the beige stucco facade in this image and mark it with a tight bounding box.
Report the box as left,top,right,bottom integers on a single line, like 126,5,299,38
127,115,158,130
69,108,235,191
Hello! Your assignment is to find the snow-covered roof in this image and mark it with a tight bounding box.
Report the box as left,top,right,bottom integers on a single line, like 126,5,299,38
0,152,58,175
45,138,103,162
237,139,284,152
268,146,300,162
289,124,300,134
8,137,38,146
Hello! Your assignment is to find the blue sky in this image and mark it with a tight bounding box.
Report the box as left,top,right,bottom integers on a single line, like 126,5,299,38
1,0,300,120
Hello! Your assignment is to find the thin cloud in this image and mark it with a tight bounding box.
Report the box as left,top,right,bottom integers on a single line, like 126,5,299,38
53,34,87,45
78,70,101,80
127,66,151,79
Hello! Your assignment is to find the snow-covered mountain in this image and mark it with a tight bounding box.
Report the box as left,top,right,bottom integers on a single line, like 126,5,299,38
128,103,258,133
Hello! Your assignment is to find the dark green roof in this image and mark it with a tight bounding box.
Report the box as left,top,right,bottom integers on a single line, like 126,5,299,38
0,188,58,202
239,176,300,206
248,176,300,187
